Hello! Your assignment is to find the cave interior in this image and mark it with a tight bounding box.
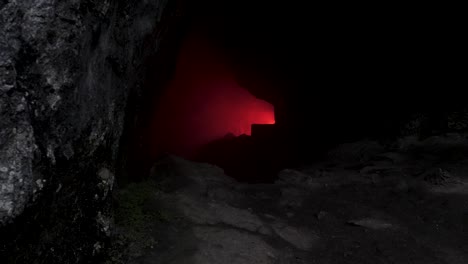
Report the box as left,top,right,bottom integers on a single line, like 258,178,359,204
116,3,468,261
2,1,466,263
125,0,465,184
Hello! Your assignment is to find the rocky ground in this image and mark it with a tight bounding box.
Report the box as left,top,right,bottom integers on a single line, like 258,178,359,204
112,134,468,264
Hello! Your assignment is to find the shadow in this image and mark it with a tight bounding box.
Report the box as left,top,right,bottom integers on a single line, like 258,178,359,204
193,125,288,183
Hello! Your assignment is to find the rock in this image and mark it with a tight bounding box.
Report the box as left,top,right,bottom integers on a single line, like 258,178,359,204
151,157,270,233
176,194,266,233
0,124,35,224
0,0,180,262
0,0,175,225
317,211,328,220
395,180,410,192
278,187,308,209
398,133,468,153
271,221,319,251
375,152,409,164
422,168,468,194
151,155,236,195
347,218,394,230
258,225,273,236
207,186,243,203
192,227,278,264
276,169,322,189
97,167,115,199
263,214,277,220
422,168,458,186
327,140,385,163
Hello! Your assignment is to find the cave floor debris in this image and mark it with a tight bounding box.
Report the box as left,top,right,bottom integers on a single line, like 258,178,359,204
114,135,468,264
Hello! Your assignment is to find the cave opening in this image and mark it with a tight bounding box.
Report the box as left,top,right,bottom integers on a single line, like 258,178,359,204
1,1,467,262
3,0,468,263
120,1,328,184
121,0,467,185
124,21,285,183
148,31,276,158
147,30,279,183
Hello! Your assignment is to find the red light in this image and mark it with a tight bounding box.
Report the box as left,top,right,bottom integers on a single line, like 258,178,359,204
149,32,275,158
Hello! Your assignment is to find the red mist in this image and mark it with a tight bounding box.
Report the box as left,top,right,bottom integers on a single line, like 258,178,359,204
149,31,275,158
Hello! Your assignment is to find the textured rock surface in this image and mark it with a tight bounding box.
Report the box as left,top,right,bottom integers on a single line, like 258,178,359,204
0,0,179,262
118,138,468,264
191,226,277,264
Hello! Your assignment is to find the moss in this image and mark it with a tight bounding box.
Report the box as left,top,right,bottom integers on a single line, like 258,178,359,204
106,180,171,263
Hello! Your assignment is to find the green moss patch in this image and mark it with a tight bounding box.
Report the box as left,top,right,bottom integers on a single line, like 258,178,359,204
107,180,171,263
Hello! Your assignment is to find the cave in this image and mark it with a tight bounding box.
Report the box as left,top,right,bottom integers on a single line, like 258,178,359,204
122,0,466,184
0,0,467,263
129,28,278,183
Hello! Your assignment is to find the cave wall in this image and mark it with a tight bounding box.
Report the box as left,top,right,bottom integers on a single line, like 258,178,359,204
0,0,181,262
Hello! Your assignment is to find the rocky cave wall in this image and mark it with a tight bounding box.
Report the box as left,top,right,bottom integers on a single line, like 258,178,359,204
0,0,183,262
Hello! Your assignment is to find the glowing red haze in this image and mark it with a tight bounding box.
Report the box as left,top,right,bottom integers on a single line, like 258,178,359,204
149,32,275,158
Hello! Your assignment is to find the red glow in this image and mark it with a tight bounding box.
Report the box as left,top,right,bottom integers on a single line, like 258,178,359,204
149,32,275,158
